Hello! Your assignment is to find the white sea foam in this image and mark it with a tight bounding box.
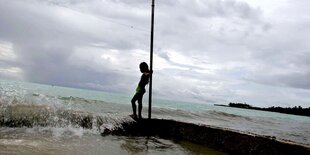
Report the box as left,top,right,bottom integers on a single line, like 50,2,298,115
0,139,40,147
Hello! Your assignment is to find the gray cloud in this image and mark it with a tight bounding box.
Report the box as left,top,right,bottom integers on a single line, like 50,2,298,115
0,0,310,107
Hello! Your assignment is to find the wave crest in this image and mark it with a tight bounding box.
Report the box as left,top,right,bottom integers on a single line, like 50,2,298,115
0,104,135,134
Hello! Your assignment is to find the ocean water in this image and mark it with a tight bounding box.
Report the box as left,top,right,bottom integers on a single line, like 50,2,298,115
0,79,309,154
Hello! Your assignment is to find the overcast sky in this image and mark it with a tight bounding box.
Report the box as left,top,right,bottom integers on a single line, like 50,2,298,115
0,0,310,107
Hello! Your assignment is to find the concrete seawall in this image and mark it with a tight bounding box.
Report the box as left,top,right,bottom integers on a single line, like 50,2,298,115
106,118,310,155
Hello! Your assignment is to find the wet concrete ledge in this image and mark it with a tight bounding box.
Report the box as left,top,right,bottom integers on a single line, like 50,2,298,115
105,118,310,155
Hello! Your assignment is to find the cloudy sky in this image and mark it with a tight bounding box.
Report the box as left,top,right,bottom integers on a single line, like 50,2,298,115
0,0,310,107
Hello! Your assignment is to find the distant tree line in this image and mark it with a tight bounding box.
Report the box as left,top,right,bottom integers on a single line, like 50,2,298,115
229,102,252,109
228,102,310,117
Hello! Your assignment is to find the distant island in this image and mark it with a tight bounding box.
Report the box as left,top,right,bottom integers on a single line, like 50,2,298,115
214,103,310,117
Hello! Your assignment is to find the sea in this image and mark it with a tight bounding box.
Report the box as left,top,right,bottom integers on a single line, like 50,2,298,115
0,79,309,155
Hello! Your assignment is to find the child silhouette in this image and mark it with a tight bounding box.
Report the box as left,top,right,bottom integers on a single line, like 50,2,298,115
131,62,151,119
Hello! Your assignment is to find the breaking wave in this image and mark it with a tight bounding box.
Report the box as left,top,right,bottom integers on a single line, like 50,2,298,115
0,94,135,135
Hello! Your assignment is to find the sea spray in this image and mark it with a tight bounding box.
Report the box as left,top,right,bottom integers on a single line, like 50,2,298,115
0,103,136,134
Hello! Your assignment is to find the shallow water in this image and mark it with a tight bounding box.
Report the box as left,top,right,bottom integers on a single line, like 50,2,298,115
0,79,309,154
0,127,226,155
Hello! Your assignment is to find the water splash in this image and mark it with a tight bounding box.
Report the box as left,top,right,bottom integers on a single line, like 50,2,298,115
0,103,136,136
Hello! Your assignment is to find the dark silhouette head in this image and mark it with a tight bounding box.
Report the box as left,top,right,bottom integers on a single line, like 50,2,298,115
139,62,149,73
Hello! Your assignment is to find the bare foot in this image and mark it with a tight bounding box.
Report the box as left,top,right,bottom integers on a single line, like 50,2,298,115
138,115,142,119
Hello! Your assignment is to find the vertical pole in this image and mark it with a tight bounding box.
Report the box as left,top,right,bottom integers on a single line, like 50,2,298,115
148,0,155,119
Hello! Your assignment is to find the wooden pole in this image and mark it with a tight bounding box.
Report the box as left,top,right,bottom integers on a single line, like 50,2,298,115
148,0,155,119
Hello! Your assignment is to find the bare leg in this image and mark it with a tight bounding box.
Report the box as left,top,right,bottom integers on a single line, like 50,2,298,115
131,95,138,118
138,94,143,119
